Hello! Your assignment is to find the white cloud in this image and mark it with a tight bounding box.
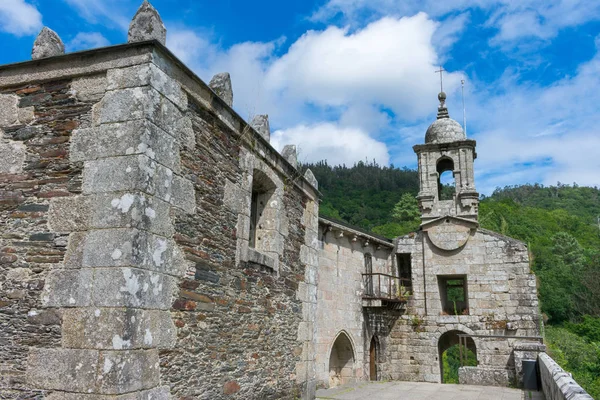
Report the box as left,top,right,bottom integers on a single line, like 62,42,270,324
0,0,42,36
166,27,280,120
67,32,110,52
265,14,464,121
271,123,389,166
161,5,598,191
311,0,600,44
166,28,214,67
164,14,461,168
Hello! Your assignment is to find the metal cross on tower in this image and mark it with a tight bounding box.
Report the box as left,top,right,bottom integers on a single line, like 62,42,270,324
435,66,445,92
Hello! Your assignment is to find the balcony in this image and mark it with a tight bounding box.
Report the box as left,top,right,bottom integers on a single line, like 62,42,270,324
362,273,411,309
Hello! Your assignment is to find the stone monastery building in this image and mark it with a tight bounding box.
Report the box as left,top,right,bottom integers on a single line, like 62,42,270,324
0,2,544,399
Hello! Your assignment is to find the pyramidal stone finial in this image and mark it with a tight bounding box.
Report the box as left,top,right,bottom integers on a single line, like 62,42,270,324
128,0,167,45
209,72,233,107
250,114,270,142
282,145,297,169
32,27,65,60
304,168,318,189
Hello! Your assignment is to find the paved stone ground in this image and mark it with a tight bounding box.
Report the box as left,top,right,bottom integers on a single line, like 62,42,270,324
316,381,546,400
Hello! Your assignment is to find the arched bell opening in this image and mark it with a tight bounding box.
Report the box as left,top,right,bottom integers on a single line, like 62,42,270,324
436,157,455,201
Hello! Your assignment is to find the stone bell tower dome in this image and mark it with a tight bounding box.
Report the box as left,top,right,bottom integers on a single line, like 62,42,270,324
413,92,479,223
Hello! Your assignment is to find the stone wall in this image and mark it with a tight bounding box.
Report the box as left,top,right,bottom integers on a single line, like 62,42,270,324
538,353,593,400
159,79,319,398
0,41,318,399
315,224,393,388
0,76,91,399
388,228,541,384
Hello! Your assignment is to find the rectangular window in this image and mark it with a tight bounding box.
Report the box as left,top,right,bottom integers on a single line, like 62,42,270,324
438,275,469,315
396,253,412,288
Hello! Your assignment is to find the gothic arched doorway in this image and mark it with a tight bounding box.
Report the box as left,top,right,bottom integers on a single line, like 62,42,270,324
438,330,477,383
328,332,355,387
369,336,378,381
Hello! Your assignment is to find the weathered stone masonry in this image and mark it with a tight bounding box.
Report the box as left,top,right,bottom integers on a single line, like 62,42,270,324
1,2,553,398
0,18,319,399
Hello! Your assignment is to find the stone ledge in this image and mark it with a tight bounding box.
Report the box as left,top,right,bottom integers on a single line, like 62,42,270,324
247,247,276,271
0,42,154,88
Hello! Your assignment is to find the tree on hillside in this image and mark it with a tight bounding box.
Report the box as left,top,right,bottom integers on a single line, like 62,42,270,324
392,193,420,222
372,193,421,238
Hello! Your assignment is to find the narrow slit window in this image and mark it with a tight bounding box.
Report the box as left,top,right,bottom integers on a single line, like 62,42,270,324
249,191,259,248
364,254,373,296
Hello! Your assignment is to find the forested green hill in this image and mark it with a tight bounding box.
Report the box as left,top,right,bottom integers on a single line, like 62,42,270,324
306,161,419,229
305,161,600,396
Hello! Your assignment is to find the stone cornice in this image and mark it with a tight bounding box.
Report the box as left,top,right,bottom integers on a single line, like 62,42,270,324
318,216,394,248
413,139,477,154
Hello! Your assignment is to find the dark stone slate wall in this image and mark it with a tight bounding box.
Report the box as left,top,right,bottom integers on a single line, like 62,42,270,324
160,97,309,399
0,78,91,399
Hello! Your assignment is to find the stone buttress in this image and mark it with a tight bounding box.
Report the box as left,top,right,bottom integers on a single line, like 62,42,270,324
26,60,196,397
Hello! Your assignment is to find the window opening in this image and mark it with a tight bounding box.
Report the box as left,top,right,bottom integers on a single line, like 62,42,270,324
438,275,469,315
249,191,259,248
436,157,455,201
364,254,373,296
248,169,276,251
396,253,412,293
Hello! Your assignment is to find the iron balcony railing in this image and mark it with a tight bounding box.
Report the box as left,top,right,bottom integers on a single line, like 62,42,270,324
362,273,412,302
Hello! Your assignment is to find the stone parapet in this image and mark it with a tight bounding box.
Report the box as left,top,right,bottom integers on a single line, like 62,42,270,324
538,353,593,400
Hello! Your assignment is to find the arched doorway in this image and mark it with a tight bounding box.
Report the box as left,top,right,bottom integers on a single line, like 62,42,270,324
438,330,477,384
369,336,378,381
329,332,355,387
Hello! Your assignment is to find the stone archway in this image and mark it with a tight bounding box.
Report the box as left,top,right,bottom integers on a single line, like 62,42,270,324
328,332,355,387
438,330,477,383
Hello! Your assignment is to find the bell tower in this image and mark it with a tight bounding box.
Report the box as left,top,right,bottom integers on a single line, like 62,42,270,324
413,91,479,224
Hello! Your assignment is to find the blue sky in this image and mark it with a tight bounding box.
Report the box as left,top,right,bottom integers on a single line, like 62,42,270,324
1,0,599,194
